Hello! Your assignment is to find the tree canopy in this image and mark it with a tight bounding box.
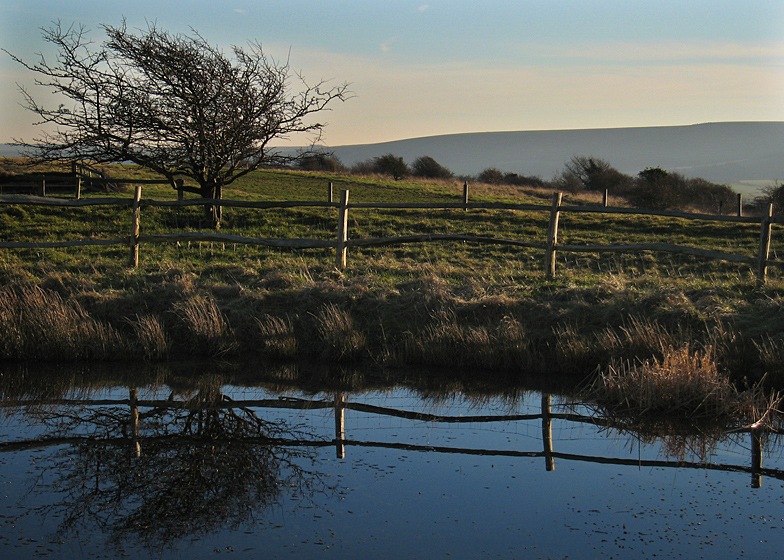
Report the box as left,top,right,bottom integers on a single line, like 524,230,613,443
7,21,349,227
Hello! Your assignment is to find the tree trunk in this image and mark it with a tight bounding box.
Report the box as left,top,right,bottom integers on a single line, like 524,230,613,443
200,183,223,229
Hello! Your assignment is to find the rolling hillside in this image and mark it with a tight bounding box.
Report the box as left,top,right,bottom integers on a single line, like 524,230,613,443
326,122,784,195
4,121,782,195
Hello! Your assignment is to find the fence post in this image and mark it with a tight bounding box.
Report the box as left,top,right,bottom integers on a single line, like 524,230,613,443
737,193,743,217
328,182,333,204
757,203,773,286
175,179,184,201
39,178,46,197
336,189,350,269
463,181,469,211
75,177,81,200
129,185,142,268
545,192,563,278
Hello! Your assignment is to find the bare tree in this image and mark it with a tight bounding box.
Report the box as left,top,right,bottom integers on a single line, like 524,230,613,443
563,156,630,193
6,21,350,228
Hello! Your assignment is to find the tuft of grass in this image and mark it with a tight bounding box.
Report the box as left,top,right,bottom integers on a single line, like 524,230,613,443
128,314,170,362
755,334,784,385
0,284,123,360
172,295,235,357
255,314,298,360
586,344,740,418
314,303,366,362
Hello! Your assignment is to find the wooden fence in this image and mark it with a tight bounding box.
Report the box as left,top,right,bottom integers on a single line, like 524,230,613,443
0,184,782,284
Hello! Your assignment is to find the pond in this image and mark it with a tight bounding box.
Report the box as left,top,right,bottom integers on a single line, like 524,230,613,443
0,367,782,559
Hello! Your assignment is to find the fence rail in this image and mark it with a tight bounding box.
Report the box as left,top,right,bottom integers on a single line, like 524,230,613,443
0,185,781,283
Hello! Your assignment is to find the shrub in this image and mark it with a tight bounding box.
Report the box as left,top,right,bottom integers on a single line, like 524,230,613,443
372,154,409,180
295,153,345,172
477,167,505,184
411,156,453,179
563,156,632,193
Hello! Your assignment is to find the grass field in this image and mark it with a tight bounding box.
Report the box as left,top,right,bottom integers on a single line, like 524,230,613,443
1,158,783,419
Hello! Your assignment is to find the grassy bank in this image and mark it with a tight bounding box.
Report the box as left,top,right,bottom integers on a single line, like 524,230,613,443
2,160,784,417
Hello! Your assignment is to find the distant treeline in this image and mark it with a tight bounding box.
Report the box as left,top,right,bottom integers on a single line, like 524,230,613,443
295,152,783,216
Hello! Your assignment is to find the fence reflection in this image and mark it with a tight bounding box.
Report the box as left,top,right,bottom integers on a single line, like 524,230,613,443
2,389,780,489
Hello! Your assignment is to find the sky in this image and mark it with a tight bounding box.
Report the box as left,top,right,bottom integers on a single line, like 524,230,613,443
1,0,783,147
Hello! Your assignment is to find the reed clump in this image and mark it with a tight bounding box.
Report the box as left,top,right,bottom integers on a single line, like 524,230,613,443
314,303,367,362
255,314,299,360
128,314,170,362
0,284,123,361
585,344,752,419
172,295,235,358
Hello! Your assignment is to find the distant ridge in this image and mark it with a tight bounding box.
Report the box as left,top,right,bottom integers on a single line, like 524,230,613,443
326,122,784,194
4,122,782,194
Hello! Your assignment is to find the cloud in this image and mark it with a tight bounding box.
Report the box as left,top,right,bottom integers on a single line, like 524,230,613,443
380,36,398,53
418,4,430,12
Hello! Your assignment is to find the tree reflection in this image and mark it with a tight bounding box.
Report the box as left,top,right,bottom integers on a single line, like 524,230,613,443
26,378,331,552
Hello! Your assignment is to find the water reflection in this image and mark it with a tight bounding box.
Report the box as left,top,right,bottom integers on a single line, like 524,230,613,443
1,363,783,559
4,376,331,552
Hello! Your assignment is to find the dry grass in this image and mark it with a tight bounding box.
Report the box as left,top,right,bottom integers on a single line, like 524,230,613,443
172,295,235,357
0,284,123,361
586,344,748,418
314,303,366,362
128,314,170,361
255,314,298,360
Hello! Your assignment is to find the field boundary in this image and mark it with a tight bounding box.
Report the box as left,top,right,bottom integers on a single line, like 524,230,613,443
1,186,781,284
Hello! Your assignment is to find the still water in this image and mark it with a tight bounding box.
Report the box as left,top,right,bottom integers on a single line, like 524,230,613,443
1,376,782,559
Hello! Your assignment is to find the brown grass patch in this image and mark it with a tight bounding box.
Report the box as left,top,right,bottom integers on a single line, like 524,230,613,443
587,344,742,418
255,314,299,359
315,303,366,362
172,295,235,357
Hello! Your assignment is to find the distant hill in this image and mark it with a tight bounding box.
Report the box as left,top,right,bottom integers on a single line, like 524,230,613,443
5,122,782,195
0,144,22,158
325,122,784,195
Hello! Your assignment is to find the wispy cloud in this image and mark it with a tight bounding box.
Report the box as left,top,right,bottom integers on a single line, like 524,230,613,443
418,4,430,12
380,36,398,53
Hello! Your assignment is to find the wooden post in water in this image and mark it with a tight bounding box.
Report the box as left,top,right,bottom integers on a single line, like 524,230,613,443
737,193,743,217
463,181,469,211
334,392,346,459
545,192,563,278
39,178,46,197
75,177,81,200
542,393,555,471
602,189,609,208
129,185,142,268
757,203,773,286
336,189,350,269
328,182,333,204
